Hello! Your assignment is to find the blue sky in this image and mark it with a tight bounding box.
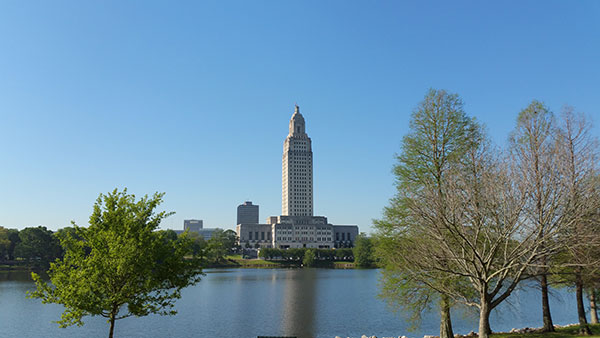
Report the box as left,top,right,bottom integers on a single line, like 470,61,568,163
1,1,599,233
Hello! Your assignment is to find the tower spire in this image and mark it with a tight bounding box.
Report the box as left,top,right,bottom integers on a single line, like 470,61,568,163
282,105,313,216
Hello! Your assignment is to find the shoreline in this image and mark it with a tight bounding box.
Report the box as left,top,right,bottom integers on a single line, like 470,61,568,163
1,260,363,271
348,323,600,338
205,257,358,269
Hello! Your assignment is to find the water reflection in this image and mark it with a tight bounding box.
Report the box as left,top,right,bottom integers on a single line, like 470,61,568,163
0,269,582,338
0,270,39,282
280,269,317,338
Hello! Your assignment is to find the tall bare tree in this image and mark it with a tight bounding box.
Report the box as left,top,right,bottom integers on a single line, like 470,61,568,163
375,88,477,338
554,107,600,335
388,126,569,338
509,100,564,332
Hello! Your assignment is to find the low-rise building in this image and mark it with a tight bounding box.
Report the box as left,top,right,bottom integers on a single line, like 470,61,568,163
237,223,273,248
333,225,359,248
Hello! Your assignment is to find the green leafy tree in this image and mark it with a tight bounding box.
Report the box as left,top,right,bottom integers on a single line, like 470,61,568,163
206,229,231,263
303,249,316,267
14,226,62,267
29,189,203,338
353,233,374,268
258,247,271,259
0,226,11,261
6,228,20,260
334,248,353,261
222,229,240,254
289,248,305,261
187,231,208,257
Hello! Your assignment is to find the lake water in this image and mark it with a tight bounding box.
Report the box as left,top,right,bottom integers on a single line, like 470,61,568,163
0,268,583,338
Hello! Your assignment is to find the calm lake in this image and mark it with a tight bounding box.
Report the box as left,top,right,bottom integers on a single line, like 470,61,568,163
0,268,582,338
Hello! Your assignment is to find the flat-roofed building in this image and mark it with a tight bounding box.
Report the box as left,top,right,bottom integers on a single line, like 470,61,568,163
333,225,360,248
184,219,203,232
237,223,273,248
237,201,259,224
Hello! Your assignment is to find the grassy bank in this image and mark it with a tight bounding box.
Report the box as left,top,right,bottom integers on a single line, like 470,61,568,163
0,263,45,272
491,324,600,338
203,255,358,269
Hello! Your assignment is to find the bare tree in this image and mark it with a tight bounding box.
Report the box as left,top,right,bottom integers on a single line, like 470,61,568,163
589,288,600,324
378,97,599,338
375,88,477,338
554,107,600,335
397,127,568,338
509,100,564,332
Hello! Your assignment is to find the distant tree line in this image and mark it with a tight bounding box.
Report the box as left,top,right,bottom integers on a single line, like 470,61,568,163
0,225,241,269
256,233,377,269
185,228,240,265
0,225,65,268
258,247,354,262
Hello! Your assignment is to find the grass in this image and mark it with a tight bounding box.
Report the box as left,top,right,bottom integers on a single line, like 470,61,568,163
222,255,296,268
200,255,359,269
333,261,355,269
492,324,600,338
221,255,357,269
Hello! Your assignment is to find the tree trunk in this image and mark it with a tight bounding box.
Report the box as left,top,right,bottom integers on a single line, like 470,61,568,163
576,271,592,335
541,274,555,332
108,316,115,338
590,289,598,324
478,294,492,338
440,294,454,338
108,305,118,338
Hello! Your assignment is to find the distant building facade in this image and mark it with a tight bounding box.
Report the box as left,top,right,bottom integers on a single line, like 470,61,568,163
173,219,218,240
236,223,272,247
333,225,359,248
236,105,358,249
237,201,259,224
196,228,218,241
184,219,203,232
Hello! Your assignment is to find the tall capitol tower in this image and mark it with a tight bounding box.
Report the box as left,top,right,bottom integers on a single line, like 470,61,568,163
282,105,313,216
235,103,359,250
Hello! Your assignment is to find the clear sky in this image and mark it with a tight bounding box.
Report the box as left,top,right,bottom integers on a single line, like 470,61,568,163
1,1,599,233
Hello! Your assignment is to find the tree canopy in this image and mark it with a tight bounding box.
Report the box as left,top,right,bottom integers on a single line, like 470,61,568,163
29,189,203,338
375,92,600,338
376,88,477,338
353,233,375,268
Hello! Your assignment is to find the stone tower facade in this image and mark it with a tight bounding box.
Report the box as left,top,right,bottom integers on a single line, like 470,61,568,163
282,105,313,216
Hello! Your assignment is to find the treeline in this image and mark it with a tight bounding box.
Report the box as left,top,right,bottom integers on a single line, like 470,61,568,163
257,233,377,268
258,247,354,261
186,228,239,265
0,225,64,267
0,225,241,269
375,89,600,338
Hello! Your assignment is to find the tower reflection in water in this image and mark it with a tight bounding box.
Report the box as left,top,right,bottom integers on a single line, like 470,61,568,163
280,268,317,338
